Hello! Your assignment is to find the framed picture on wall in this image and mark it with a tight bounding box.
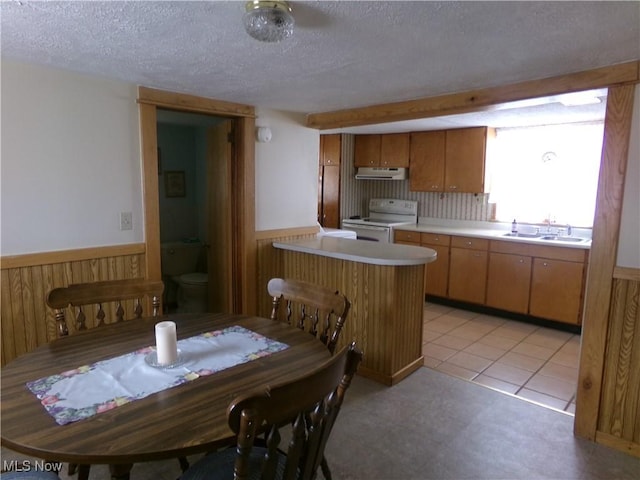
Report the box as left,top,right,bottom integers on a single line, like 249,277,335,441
165,171,186,197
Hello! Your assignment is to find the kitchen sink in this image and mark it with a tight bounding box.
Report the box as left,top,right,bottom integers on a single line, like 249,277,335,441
502,232,541,238
502,232,588,243
540,235,586,243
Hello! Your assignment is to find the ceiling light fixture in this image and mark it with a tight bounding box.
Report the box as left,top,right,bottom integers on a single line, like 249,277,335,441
243,1,294,43
557,91,602,107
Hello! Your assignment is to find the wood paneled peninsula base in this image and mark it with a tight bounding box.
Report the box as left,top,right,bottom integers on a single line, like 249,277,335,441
273,237,437,385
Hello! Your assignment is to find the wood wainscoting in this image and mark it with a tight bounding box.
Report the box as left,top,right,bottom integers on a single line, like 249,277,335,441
255,227,318,318
595,266,640,457
1,228,317,367
1,244,147,366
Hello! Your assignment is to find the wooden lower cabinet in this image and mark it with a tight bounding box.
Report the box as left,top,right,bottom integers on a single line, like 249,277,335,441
529,258,585,325
448,247,487,304
486,252,532,314
424,244,450,297
394,231,450,297
319,165,340,228
395,231,588,325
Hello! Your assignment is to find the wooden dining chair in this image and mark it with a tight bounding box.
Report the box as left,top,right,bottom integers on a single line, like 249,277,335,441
267,278,350,355
46,278,164,338
180,342,362,480
45,278,181,480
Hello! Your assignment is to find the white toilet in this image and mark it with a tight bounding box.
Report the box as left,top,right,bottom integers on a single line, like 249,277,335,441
160,242,208,313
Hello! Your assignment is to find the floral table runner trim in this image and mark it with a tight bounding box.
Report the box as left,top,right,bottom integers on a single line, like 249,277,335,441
26,325,288,425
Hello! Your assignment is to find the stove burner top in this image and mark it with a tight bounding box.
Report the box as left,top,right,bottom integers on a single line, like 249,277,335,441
343,217,413,227
363,218,397,225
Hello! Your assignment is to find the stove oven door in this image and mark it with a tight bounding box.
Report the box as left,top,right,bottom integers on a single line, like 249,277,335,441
341,222,391,242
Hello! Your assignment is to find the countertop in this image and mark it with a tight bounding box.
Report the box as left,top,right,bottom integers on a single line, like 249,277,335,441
273,236,438,266
396,220,592,250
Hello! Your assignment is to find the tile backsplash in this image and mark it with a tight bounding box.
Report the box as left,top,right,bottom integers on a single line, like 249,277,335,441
339,134,492,222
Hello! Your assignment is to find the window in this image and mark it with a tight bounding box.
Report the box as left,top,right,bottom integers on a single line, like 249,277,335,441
486,122,604,227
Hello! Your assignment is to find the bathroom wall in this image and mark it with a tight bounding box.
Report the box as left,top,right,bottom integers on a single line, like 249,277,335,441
157,123,208,243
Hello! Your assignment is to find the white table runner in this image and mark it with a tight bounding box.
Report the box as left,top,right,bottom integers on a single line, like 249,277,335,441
26,325,288,425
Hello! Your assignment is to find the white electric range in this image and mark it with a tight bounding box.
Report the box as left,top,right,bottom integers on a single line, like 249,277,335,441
341,198,418,243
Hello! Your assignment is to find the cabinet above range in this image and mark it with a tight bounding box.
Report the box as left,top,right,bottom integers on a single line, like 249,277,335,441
354,133,410,168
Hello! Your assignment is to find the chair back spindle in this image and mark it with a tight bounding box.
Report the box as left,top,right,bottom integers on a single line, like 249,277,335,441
46,279,164,337
180,343,362,480
268,278,350,354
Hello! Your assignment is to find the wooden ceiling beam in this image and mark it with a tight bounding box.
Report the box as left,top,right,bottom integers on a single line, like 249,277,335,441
306,61,639,130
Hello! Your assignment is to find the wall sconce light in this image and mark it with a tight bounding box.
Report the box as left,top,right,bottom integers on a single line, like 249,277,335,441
256,126,272,143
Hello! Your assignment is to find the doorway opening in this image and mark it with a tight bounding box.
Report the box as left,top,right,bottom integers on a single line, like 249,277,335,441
137,87,257,316
155,110,234,314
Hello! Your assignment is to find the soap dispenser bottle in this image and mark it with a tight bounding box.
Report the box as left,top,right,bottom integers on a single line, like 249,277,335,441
511,219,518,235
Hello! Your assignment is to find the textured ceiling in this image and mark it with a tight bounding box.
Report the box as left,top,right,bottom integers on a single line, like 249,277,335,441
1,1,639,132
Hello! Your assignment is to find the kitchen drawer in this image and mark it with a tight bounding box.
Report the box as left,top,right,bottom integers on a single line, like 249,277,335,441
490,240,587,262
394,230,421,244
451,236,489,251
421,233,451,246
527,244,587,263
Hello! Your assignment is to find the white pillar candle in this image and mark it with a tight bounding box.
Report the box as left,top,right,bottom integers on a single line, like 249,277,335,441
155,321,178,365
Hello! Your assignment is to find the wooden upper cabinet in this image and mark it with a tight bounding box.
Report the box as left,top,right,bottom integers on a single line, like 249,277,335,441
354,133,409,167
320,134,341,166
410,127,492,193
380,133,409,167
354,134,381,167
409,131,445,192
444,127,492,193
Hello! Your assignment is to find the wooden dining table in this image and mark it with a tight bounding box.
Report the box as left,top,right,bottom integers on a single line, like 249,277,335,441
0,312,331,477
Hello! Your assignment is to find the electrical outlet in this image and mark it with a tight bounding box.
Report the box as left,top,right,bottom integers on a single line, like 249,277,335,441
120,212,133,231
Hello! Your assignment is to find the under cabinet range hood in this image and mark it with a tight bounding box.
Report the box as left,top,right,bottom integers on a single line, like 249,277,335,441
355,167,408,180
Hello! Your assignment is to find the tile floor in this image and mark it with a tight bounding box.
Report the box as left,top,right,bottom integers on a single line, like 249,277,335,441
422,301,579,414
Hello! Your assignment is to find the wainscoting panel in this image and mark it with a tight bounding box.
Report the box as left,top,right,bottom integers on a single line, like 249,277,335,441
597,270,640,456
255,229,317,318
279,250,425,384
1,245,147,366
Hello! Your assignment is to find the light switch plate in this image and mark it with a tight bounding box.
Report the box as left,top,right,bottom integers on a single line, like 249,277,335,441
120,212,133,231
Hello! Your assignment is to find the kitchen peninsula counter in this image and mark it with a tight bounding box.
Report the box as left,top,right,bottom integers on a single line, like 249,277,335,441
273,236,437,265
273,237,437,385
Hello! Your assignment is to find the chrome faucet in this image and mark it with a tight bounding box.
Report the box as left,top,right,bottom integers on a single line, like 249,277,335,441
567,224,572,236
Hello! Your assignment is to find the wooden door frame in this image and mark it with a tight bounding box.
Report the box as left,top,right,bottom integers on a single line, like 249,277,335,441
137,87,257,315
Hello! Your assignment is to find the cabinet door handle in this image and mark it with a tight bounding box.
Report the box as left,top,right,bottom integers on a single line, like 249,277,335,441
543,262,549,267
473,252,483,257
466,241,472,246
431,185,439,189
518,259,524,263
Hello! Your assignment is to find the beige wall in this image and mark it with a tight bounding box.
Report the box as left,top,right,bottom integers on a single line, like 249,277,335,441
254,108,320,231
1,61,143,255
616,84,640,268
0,61,322,257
